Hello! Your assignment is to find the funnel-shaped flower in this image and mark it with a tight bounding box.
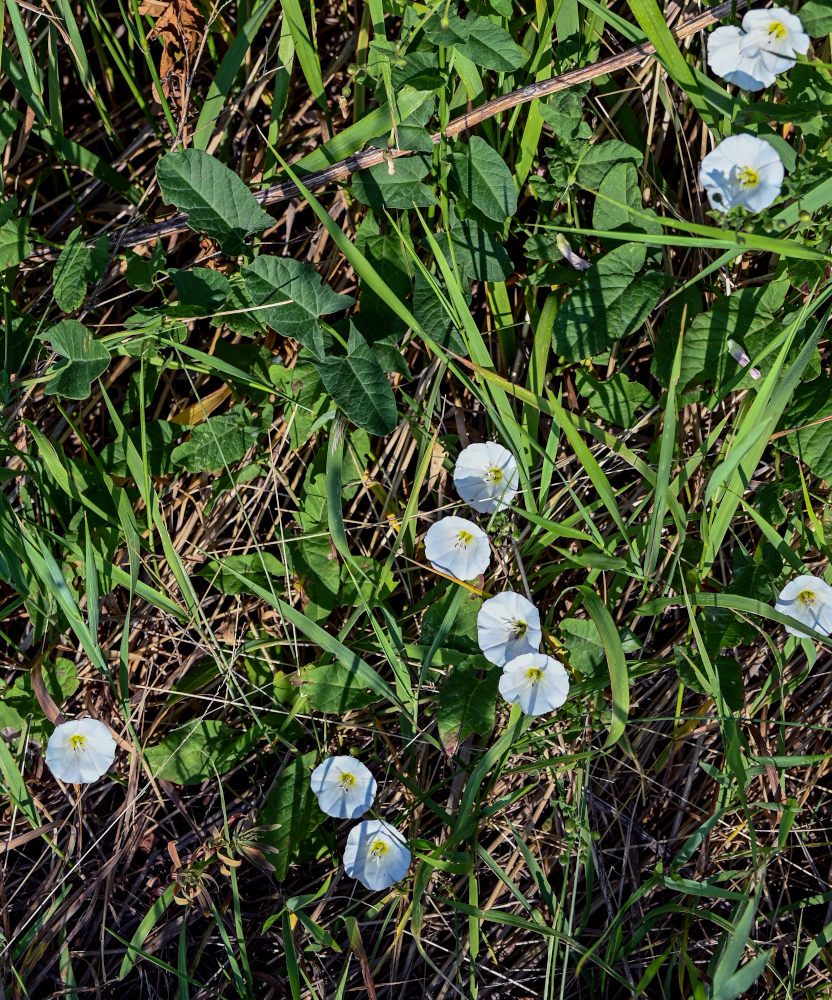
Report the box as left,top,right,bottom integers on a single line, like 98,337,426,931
740,7,809,76
453,442,519,514
424,516,491,581
774,574,832,638
699,135,784,213
477,591,542,666
343,819,411,890
310,756,377,819
45,718,117,784
499,653,570,716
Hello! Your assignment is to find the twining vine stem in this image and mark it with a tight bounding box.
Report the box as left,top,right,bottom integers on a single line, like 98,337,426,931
26,0,742,263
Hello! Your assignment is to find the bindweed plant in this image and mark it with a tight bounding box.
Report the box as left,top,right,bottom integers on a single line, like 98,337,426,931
2,0,832,995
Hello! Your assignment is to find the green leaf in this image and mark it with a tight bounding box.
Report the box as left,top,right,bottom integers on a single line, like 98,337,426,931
592,162,661,241
271,359,330,449
573,370,654,427
539,83,592,141
42,319,110,399
776,376,832,479
52,226,88,311
260,752,324,880
242,256,353,355
312,333,397,435
452,136,517,223
454,15,526,71
169,267,230,314
412,269,468,355
349,153,437,210
197,551,287,596
304,660,379,712
144,719,246,784
156,149,273,256
677,281,789,395
171,405,261,472
437,659,499,755
798,0,832,36
430,221,513,282
575,140,642,190
551,244,669,361
125,240,166,291
0,197,31,269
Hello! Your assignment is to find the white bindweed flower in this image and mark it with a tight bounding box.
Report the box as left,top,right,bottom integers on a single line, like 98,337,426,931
707,25,775,91
45,718,117,784
774,574,832,638
740,7,809,76
477,591,542,666
424,516,491,581
343,818,411,890
453,441,520,514
699,135,784,213
310,756,377,819
499,653,570,716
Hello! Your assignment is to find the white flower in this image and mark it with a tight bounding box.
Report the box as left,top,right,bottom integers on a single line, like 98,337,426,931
424,516,491,581
477,591,542,666
343,819,411,890
774,574,832,638
699,135,784,213
453,441,519,514
310,756,377,819
707,25,775,91
45,718,116,784
740,7,809,76
498,653,570,716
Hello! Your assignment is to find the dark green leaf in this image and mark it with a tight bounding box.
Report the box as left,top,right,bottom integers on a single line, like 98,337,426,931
125,241,166,291
304,660,379,712
437,660,499,755
539,83,591,141
156,149,273,256
170,267,231,314
777,376,832,479
551,244,669,361
171,406,260,472
575,140,642,190
452,136,517,223
242,256,352,356
42,319,110,399
798,1,832,36
0,197,31,269
430,221,513,281
350,153,437,209
573,370,654,427
53,226,88,311
260,752,323,880
312,333,397,435
454,16,526,71
144,719,247,784
197,551,287,596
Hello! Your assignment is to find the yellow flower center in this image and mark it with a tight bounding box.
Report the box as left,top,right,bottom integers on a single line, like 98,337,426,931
510,620,528,639
525,667,544,685
370,840,389,859
798,589,816,606
486,466,504,484
457,530,473,547
737,166,759,188
767,20,787,39
69,734,87,751
339,772,356,790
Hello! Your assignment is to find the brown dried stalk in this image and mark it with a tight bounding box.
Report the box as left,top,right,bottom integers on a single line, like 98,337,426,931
26,1,740,263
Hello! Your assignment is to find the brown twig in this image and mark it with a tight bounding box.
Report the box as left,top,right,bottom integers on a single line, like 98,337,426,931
24,1,739,264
